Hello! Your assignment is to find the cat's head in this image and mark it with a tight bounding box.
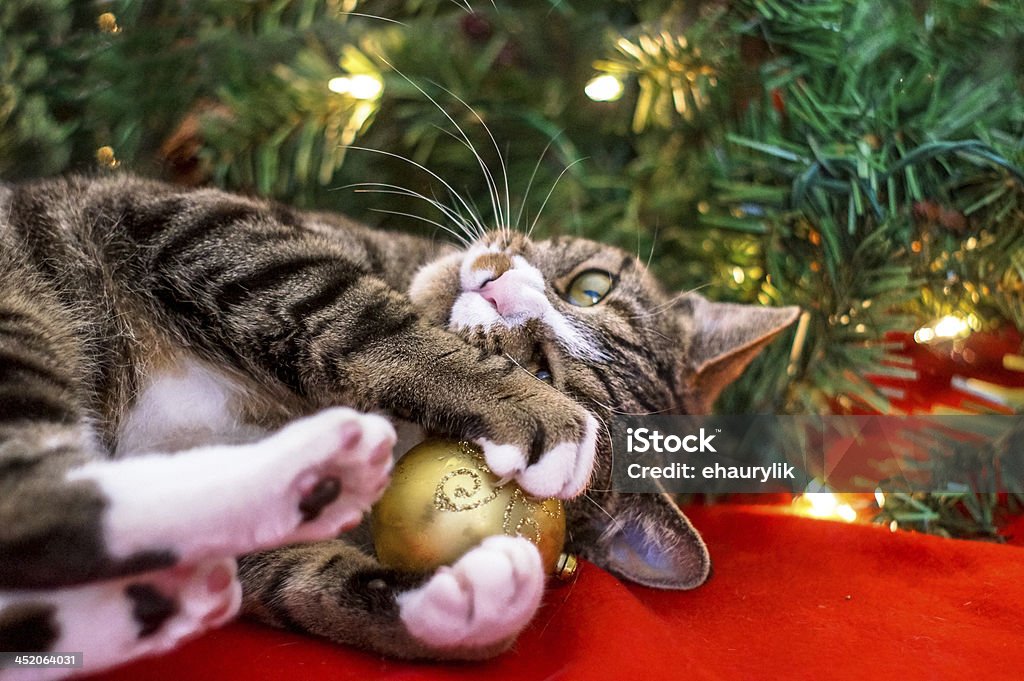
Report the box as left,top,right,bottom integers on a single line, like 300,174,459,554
409,230,799,589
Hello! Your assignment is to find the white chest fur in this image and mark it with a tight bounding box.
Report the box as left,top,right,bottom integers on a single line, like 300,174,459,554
116,356,265,457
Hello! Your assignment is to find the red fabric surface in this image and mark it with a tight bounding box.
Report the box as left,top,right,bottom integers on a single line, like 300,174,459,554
88,505,1024,681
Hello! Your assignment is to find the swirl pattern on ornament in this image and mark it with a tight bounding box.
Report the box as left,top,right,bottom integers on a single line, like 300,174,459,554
431,442,564,551
433,466,500,511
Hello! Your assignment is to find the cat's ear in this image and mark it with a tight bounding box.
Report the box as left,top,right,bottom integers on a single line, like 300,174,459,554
579,492,710,589
676,294,800,414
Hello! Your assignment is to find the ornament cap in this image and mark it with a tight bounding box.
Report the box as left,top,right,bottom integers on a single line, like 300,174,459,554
554,552,579,581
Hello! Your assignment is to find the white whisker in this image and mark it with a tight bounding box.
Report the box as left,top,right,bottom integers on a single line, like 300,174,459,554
368,208,474,247
528,157,588,239
503,141,512,241
644,224,659,271
433,83,511,232
502,353,546,383
586,397,677,417
515,133,561,230
463,192,491,239
427,185,486,242
581,492,617,522
375,59,499,232
345,181,464,223
337,12,408,26
427,122,503,234
342,181,476,244
419,97,503,231
624,283,714,321
501,353,668,419
342,146,488,237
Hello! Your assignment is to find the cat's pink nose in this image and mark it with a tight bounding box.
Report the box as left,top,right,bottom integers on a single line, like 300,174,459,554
480,269,543,318
479,272,514,315
467,251,547,320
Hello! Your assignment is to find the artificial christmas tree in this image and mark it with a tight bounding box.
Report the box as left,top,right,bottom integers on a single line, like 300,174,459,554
11,0,1014,540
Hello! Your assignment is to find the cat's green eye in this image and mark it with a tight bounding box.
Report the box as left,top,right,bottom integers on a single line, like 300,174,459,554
565,270,614,307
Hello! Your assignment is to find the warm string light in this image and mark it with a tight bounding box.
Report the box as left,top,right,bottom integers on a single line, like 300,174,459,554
584,74,625,102
327,74,383,100
793,491,858,523
951,376,1024,409
875,491,898,531
913,314,973,344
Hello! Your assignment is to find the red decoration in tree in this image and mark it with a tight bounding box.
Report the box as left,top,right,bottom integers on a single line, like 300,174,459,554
866,328,1024,415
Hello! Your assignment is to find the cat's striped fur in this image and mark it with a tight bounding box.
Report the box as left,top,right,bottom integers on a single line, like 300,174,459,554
0,174,797,674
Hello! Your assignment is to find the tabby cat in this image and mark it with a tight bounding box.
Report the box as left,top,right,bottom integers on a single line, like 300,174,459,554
0,174,797,677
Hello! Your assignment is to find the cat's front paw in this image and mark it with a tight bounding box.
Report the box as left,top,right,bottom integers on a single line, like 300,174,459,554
397,536,544,654
273,407,396,545
476,396,598,500
0,558,240,681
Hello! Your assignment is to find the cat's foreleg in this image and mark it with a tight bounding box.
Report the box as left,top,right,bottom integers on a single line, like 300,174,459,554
238,535,545,660
107,187,597,502
66,408,395,575
0,558,239,681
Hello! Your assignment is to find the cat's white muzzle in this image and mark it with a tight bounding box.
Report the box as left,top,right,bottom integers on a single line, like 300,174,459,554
448,245,604,361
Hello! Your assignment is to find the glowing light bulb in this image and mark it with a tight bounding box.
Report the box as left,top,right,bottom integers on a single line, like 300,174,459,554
328,77,351,94
836,504,858,523
913,327,936,344
348,74,383,99
805,492,838,517
933,314,970,339
914,314,971,344
585,74,624,102
328,74,383,100
797,492,857,523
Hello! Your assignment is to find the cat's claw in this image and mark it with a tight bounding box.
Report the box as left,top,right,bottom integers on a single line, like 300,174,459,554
478,411,598,499
397,536,545,653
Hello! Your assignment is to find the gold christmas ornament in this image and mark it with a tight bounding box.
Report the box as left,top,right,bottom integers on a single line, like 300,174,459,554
372,439,577,579
97,12,121,34
95,146,120,169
